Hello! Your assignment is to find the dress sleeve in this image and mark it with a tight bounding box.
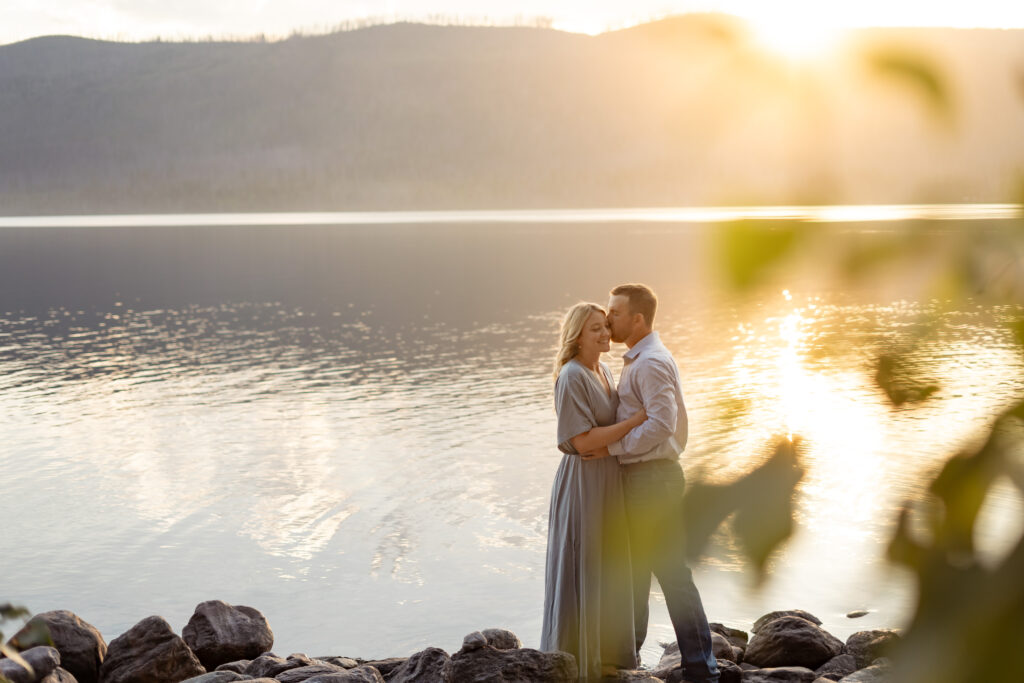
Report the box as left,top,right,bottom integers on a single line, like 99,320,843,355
554,366,596,455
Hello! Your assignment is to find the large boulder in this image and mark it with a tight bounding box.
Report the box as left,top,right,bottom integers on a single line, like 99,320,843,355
659,634,735,669
181,601,274,671
844,631,900,670
0,646,62,683
445,645,576,682
814,654,857,681
98,615,205,683
744,617,844,670
12,611,106,683
740,666,818,682
710,623,750,649
752,611,823,634
387,647,449,683
836,662,890,682
353,658,407,678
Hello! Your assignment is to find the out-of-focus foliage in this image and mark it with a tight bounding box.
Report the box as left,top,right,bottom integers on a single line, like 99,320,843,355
704,38,1024,683
683,437,805,583
0,603,44,683
868,49,951,121
716,221,806,291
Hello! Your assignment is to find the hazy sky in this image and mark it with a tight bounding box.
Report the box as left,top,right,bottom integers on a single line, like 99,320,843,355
4,0,1024,45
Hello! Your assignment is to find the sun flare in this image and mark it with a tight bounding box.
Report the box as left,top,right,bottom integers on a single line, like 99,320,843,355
749,16,844,61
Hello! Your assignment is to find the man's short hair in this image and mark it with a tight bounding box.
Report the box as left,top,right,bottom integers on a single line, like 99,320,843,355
610,283,657,327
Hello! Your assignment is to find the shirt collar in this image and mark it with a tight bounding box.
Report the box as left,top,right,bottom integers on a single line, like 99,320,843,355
623,330,660,361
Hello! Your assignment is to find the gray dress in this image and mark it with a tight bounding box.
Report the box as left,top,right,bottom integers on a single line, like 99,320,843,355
541,359,637,680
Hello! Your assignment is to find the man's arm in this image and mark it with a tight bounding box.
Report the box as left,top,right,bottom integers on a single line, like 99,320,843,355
607,358,679,458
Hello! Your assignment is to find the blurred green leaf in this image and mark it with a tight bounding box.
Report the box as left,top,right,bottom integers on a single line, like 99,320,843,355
716,220,805,291
0,604,29,621
9,618,52,651
684,437,805,582
869,49,951,121
874,352,939,406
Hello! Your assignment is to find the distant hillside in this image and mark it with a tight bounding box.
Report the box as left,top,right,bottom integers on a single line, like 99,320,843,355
1,17,1023,213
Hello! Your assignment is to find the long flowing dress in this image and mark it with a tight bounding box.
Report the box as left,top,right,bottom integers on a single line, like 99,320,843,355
540,358,637,680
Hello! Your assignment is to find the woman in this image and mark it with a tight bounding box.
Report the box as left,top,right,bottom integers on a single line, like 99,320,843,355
540,302,644,680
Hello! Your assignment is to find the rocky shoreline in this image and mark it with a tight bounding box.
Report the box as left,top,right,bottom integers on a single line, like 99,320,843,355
1,602,898,682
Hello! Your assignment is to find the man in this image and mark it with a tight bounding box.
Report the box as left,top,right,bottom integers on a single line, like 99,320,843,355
586,283,719,683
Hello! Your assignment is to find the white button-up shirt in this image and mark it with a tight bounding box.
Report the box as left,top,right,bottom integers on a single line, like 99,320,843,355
608,331,689,464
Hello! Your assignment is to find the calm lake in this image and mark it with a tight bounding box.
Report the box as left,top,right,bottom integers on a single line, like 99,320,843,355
2,206,1023,666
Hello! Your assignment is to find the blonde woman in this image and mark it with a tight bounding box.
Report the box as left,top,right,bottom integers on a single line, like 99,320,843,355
540,302,644,680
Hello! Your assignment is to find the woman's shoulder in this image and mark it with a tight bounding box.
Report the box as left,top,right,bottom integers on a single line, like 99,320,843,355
555,358,587,386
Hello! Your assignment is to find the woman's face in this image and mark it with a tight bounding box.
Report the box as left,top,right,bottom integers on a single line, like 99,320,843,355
577,310,611,356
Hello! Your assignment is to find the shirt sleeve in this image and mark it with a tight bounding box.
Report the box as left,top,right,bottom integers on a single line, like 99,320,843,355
609,357,680,459
554,367,596,455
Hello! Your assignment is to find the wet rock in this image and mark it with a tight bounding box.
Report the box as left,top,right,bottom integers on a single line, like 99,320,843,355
98,615,205,683
717,659,743,683
814,654,857,681
751,611,822,634
744,617,843,670
713,633,737,662
13,611,107,683
0,646,62,683
275,663,347,682
480,628,521,650
387,647,449,683
182,601,274,671
179,673,248,683
740,666,818,682
608,672,661,682
844,631,899,670
445,645,576,682
304,667,385,683
732,646,745,664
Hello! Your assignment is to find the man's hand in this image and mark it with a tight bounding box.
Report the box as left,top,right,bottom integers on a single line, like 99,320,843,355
581,446,613,461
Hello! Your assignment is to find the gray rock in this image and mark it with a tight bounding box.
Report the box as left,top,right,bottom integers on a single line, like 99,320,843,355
304,667,385,683
444,645,577,682
179,673,249,683
461,632,488,652
13,611,107,683
741,666,818,682
713,633,737,662
314,657,358,669
844,631,900,670
717,659,744,683
98,616,205,683
387,647,449,683
837,662,890,683
245,654,307,678
0,646,62,683
607,672,662,682
480,629,521,650
214,660,250,673
275,663,347,682
182,601,274,671
752,611,823,634
744,617,843,670
710,623,750,648
845,611,869,619
732,646,745,664
38,667,79,683
814,654,857,681
354,658,406,678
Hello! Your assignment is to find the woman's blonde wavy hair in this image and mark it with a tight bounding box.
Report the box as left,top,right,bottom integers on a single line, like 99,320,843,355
553,302,606,380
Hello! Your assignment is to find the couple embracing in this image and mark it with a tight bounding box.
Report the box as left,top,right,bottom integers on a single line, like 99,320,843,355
540,284,720,683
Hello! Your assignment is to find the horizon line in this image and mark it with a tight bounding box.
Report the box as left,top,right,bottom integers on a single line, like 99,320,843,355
1,204,1020,228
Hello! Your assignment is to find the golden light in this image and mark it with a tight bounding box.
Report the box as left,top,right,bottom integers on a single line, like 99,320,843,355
748,15,844,62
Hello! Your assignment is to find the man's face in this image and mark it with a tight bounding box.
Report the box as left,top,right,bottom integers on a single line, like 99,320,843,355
606,294,634,344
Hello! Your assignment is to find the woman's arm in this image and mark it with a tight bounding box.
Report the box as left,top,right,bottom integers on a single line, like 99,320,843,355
568,409,646,455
